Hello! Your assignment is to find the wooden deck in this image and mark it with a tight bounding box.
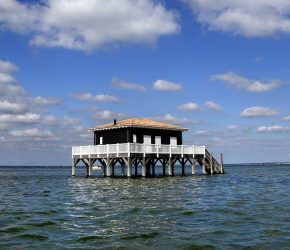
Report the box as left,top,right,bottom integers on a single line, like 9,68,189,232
72,143,224,177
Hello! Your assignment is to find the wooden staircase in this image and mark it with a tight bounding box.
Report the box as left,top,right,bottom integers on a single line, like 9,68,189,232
195,149,224,175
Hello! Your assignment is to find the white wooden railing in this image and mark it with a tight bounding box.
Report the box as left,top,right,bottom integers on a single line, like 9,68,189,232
72,143,206,158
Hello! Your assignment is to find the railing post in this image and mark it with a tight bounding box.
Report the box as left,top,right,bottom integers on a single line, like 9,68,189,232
157,144,159,158
117,143,119,157
106,144,109,157
80,146,82,158
143,144,146,157
169,144,172,157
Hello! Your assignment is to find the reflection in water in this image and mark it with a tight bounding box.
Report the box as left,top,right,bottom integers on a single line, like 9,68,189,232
0,165,290,249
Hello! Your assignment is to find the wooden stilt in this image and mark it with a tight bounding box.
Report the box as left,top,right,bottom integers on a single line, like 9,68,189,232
134,160,138,176
88,159,93,177
220,153,224,174
112,161,115,177
168,157,173,176
152,160,156,177
162,159,166,176
142,157,146,177
191,158,196,175
72,158,76,176
106,158,112,177
121,162,125,176
127,157,131,177
181,158,185,176
210,153,213,175
103,165,106,176
146,159,151,176
202,157,206,175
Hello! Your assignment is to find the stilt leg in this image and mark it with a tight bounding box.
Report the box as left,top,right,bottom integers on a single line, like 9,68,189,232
220,153,224,174
210,153,213,175
181,158,185,176
146,160,150,176
88,159,92,177
135,161,138,176
121,163,125,177
168,157,173,176
142,157,146,177
162,160,166,176
191,159,196,175
127,157,131,177
152,163,155,177
112,164,115,177
72,158,76,176
202,157,206,175
106,158,111,177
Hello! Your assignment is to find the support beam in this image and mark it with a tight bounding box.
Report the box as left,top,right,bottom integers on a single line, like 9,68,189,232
112,162,115,177
121,162,125,177
146,159,151,176
152,160,156,177
88,158,93,177
162,159,166,176
202,157,206,175
181,158,185,176
134,160,138,176
220,153,224,174
191,158,196,175
106,158,112,177
168,157,174,176
127,157,132,177
210,153,213,175
72,158,78,176
142,157,146,177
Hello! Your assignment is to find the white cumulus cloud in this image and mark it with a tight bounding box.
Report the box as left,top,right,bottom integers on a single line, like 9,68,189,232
0,0,179,52
282,115,290,121
92,110,127,121
0,113,40,123
33,96,61,106
178,102,199,112
153,80,182,92
183,0,290,38
9,128,53,138
241,107,278,118
205,101,223,111
211,72,280,93
257,125,290,133
0,60,18,73
112,77,146,92
71,93,120,103
0,100,25,113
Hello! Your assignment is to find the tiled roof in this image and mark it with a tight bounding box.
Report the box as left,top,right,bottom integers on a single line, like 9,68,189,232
89,118,188,132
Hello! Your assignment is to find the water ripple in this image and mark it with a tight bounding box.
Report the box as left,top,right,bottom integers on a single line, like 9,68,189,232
0,165,290,249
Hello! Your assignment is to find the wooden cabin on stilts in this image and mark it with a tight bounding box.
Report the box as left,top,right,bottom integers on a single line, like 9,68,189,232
72,118,224,177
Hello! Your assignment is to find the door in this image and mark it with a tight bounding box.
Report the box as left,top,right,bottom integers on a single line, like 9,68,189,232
170,137,177,146
155,136,161,148
133,134,137,143
143,135,151,144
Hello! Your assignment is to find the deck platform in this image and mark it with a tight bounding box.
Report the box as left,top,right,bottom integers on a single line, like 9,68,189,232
72,143,224,177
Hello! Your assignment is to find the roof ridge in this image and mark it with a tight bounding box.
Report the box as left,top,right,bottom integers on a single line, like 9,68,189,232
89,118,188,132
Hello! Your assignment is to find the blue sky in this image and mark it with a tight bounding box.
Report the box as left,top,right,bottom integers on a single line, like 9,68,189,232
1,0,290,165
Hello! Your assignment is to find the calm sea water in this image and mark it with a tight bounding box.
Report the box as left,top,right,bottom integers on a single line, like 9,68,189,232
0,164,290,249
